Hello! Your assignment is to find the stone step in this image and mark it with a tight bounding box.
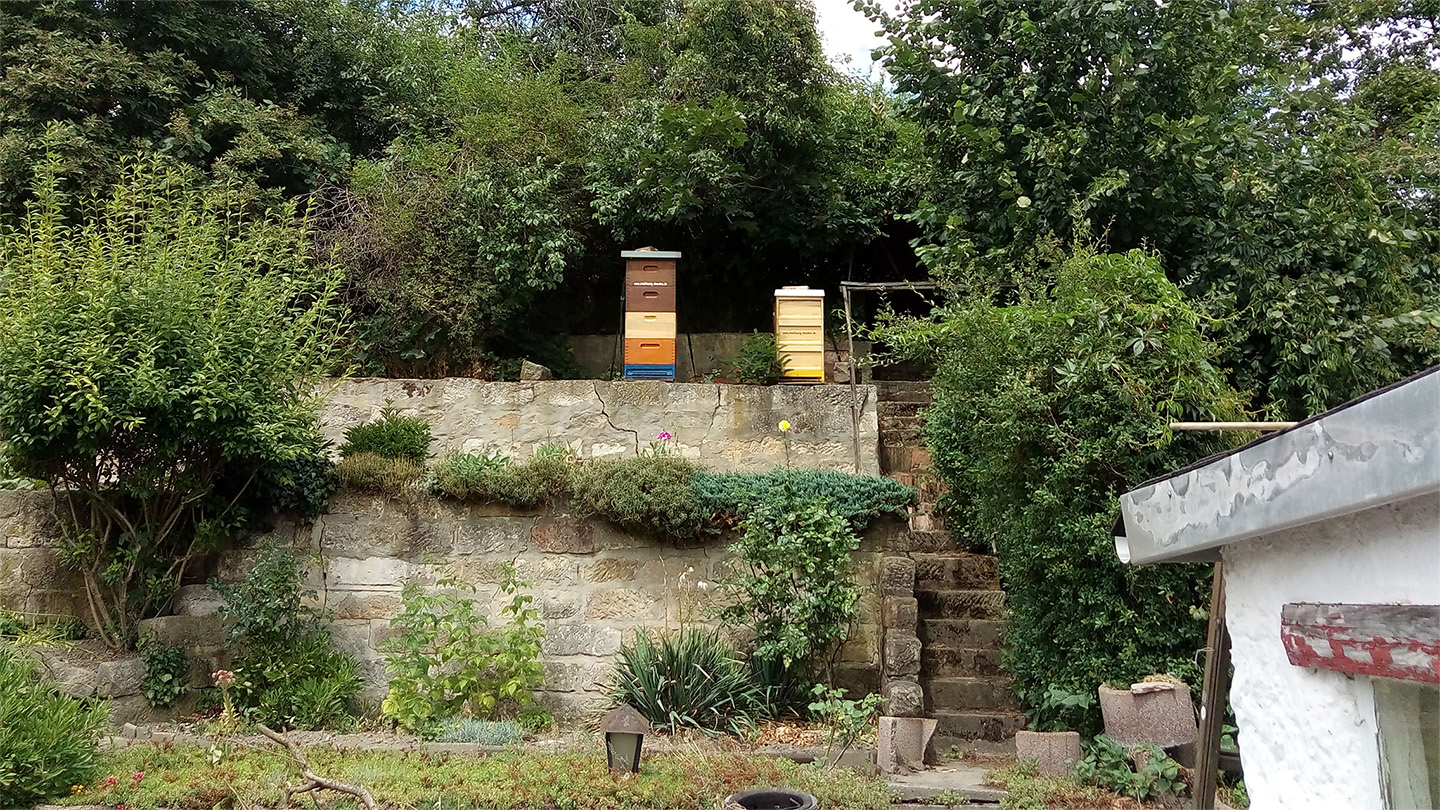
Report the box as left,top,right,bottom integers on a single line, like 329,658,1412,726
924,677,1022,712
877,401,926,417
875,381,933,404
918,618,1007,649
890,530,959,553
932,710,1028,743
914,553,1000,590
921,646,1005,678
917,589,1006,620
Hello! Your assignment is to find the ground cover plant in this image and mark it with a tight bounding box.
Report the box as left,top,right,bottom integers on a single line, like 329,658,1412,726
0,645,107,806
692,469,914,530
62,744,892,809
0,152,344,648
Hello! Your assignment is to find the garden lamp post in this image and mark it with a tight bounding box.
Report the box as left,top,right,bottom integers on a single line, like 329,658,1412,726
598,705,650,774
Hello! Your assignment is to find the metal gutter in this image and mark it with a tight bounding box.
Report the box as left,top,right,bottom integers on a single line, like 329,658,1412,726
1116,367,1440,565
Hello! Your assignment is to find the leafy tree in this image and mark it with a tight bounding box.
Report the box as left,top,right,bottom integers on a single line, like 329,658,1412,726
872,243,1247,729
0,149,346,647
865,0,1440,417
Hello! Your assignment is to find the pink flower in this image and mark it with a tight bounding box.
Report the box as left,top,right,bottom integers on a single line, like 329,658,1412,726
657,431,672,440
132,772,144,783
117,804,126,810
212,669,236,688
104,776,118,787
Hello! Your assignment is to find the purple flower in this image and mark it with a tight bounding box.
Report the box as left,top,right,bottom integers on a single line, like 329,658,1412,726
657,431,673,441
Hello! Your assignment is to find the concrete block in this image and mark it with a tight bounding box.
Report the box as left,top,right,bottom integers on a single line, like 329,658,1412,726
1015,730,1082,777
883,679,925,717
884,632,922,678
1099,682,1197,748
878,716,938,774
880,556,916,596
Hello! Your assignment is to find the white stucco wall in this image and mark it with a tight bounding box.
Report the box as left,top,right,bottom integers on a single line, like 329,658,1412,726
1222,493,1440,810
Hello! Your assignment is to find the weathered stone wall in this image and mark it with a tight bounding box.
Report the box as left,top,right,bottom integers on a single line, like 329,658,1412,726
319,380,880,475
1,491,901,721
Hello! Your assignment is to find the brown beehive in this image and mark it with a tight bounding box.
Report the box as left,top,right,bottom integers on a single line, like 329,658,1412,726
622,250,680,380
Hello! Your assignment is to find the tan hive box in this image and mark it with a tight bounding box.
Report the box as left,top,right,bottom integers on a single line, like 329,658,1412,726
774,286,825,383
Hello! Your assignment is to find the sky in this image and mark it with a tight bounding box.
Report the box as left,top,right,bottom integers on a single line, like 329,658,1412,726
811,0,890,82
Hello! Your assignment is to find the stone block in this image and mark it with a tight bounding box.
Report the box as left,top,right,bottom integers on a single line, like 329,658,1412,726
884,632,922,678
585,588,661,621
878,716,938,774
531,517,595,554
536,590,581,620
880,556,916,596
883,596,918,631
452,516,536,555
173,584,224,617
1099,683,1197,748
838,623,879,664
325,556,411,590
1015,730,1083,778
96,656,146,698
542,624,622,657
520,360,553,380
136,615,228,648
541,660,611,693
584,558,639,583
883,679,924,718
328,591,401,620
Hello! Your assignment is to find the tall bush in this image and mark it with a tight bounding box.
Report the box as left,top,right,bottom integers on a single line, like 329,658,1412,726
0,151,345,648
875,243,1245,730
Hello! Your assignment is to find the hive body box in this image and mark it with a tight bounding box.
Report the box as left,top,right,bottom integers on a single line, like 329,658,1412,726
622,250,679,380
774,286,825,383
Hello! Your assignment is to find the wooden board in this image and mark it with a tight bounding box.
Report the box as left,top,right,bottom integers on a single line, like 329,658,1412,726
624,311,677,340
623,338,676,366
1281,602,1440,683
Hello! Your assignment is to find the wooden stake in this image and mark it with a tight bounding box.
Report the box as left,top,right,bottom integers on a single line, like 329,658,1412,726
1193,563,1233,810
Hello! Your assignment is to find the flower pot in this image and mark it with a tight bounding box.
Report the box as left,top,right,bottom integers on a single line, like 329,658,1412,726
1098,681,1198,748
1014,730,1083,777
723,788,819,809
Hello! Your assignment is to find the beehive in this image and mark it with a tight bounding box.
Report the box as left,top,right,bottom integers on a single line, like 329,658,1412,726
774,286,825,383
622,250,680,380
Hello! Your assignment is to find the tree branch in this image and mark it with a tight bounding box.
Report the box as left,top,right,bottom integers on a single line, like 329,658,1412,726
256,724,378,810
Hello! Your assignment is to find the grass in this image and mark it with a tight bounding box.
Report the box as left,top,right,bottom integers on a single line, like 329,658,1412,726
64,743,891,809
986,764,1163,810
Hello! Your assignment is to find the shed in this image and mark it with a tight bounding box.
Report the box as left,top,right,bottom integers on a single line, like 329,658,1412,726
1116,368,1439,810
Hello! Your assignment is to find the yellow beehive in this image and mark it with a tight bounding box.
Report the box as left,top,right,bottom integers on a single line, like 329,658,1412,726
774,286,825,383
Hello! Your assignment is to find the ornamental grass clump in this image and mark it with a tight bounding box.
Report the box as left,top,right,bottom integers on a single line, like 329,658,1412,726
570,454,707,537
608,628,760,736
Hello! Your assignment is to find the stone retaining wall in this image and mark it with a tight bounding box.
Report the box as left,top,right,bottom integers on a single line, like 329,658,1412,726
319,380,880,475
2,490,903,721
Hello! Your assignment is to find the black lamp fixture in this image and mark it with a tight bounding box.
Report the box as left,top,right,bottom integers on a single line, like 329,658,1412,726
598,704,650,774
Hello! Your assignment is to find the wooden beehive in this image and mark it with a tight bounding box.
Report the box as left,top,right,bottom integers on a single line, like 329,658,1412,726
622,250,679,380
774,286,825,383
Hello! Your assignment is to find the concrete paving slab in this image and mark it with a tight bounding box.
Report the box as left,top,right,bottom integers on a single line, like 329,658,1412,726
888,763,1006,804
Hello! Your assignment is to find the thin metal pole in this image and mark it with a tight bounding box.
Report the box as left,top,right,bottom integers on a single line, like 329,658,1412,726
1170,422,1298,432
843,285,860,474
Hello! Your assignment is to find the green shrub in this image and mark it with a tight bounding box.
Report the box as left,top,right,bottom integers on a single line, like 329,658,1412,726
430,451,572,506
692,470,916,530
809,684,885,766
570,454,707,537
731,331,786,385
0,645,107,806
873,244,1245,729
335,452,425,495
381,565,544,732
210,543,361,730
339,407,433,463
748,655,813,720
716,498,861,669
137,634,189,708
423,718,524,745
0,444,38,491
252,449,338,521
609,628,759,736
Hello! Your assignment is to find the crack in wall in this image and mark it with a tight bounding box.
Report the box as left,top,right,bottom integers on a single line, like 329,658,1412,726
591,381,640,455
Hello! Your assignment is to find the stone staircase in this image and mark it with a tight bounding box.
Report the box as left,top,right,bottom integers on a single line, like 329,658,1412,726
876,382,1024,753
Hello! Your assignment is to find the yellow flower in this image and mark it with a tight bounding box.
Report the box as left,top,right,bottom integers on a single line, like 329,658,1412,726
778,420,790,432
71,785,84,794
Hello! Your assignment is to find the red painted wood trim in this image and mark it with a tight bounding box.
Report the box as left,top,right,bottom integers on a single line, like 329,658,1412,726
1281,603,1440,683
